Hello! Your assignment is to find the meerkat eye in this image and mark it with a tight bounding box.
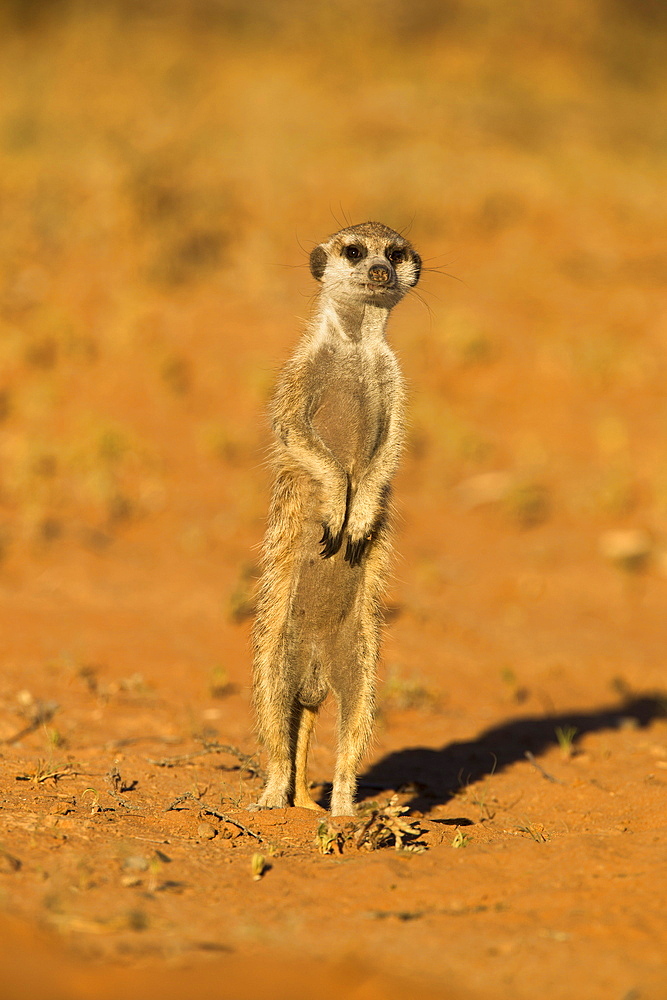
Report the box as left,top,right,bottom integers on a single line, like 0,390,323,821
387,247,406,264
342,244,364,261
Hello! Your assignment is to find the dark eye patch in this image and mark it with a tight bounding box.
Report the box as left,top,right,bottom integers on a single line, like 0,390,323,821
386,246,407,264
342,244,365,261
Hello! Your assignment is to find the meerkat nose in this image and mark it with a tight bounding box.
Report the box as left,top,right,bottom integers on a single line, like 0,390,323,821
368,261,392,284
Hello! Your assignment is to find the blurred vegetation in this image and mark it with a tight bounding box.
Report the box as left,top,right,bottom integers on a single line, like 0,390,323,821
0,0,665,561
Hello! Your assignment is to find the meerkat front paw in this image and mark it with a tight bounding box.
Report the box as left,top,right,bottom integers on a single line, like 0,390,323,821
320,522,344,558
344,493,380,566
344,532,372,567
319,478,348,559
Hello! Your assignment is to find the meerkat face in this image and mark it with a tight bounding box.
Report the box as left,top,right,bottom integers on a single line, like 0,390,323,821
309,221,421,309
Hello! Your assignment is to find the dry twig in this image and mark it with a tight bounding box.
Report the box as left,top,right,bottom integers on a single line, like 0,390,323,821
149,742,265,779
201,809,264,841
524,751,562,784
2,700,59,745
15,760,78,784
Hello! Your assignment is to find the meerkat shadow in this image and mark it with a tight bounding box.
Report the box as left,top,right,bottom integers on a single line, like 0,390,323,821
358,692,667,814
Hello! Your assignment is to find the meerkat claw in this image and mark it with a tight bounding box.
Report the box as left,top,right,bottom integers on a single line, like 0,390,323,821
320,523,343,558
345,535,368,567
344,538,360,566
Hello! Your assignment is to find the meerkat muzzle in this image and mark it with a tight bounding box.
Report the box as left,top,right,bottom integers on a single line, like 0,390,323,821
367,261,393,284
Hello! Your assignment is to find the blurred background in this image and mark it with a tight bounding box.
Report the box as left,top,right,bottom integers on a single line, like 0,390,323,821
0,0,666,660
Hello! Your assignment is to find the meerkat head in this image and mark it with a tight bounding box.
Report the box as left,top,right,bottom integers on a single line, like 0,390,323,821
309,221,421,310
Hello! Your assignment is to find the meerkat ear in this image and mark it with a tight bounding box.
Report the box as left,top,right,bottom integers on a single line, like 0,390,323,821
309,245,327,281
409,251,422,286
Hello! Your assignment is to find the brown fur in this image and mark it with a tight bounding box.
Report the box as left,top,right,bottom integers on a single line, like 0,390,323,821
252,222,420,816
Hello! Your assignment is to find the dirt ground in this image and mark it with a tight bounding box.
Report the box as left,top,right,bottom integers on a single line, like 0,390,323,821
1,4,666,999
2,498,667,1000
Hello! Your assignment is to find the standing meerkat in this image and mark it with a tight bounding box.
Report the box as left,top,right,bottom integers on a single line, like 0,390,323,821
252,221,421,816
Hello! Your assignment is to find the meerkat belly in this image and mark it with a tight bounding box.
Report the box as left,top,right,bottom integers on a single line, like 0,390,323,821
289,543,363,696
288,463,368,659
292,540,362,629
286,366,381,664
312,378,380,474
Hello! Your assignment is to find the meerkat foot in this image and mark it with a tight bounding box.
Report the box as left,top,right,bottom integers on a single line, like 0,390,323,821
293,789,325,812
320,523,344,559
330,794,356,817
253,787,290,810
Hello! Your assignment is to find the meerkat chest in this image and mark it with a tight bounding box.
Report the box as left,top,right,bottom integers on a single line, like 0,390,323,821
309,344,386,473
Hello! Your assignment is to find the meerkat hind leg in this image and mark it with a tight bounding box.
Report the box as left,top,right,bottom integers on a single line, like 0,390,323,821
330,670,375,817
255,755,292,809
253,692,296,809
292,704,324,811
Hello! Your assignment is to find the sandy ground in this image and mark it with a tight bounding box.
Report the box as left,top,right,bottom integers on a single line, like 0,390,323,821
0,490,665,1000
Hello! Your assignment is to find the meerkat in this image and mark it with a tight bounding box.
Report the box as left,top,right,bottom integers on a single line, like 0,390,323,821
252,221,420,817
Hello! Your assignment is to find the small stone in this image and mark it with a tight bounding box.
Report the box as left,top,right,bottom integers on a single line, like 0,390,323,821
197,822,217,840
219,823,241,839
